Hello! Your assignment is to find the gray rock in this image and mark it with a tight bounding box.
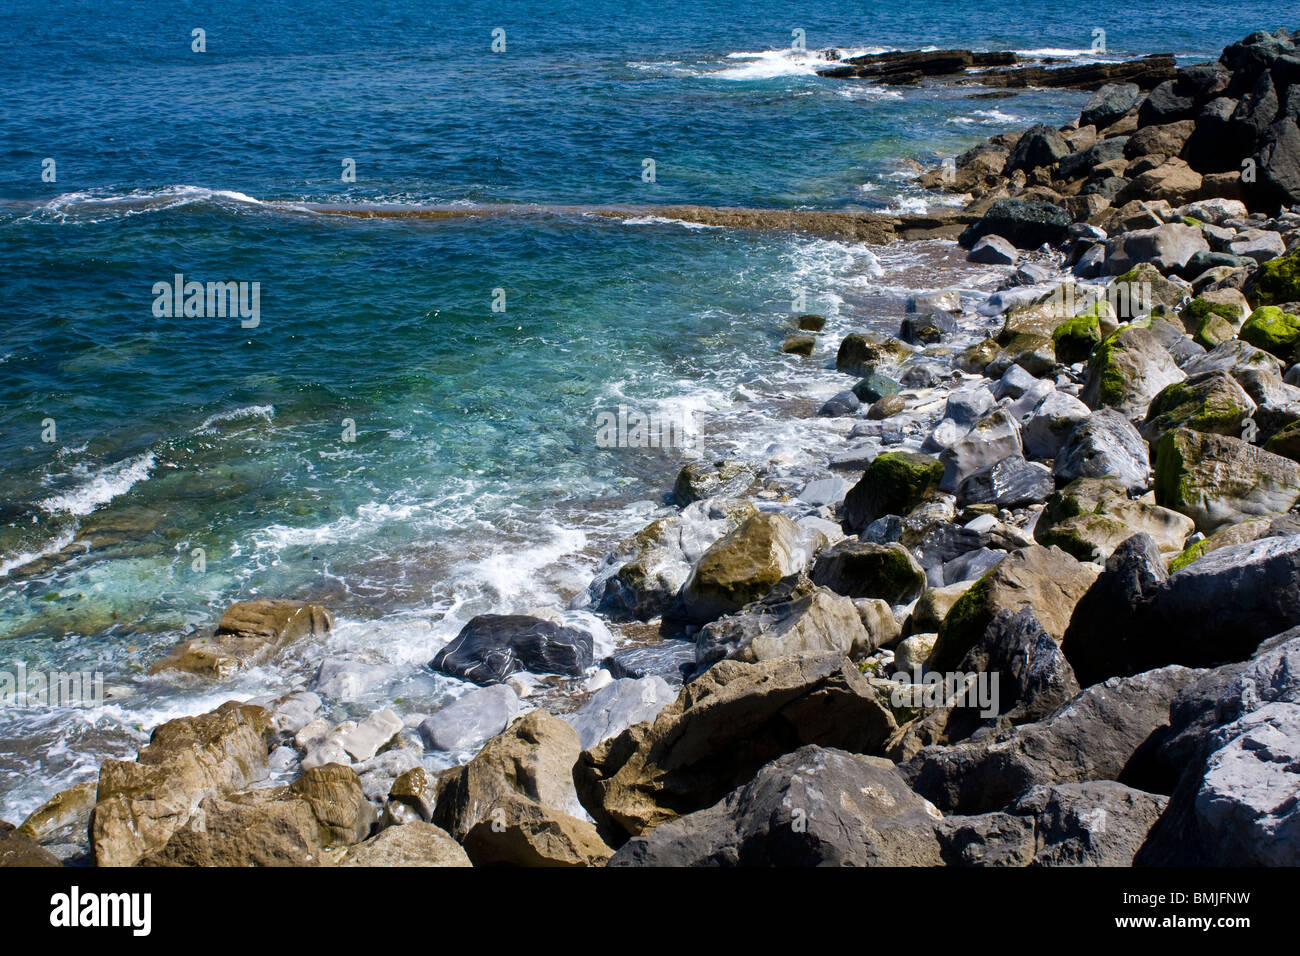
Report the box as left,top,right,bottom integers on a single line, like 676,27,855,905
564,676,675,751
968,234,1018,265
940,408,1023,492
1138,630,1300,865
1053,408,1151,494
993,364,1039,400
1228,228,1287,262
1182,339,1283,379
901,665,1197,814
1065,535,1300,682
419,684,522,752
609,746,943,867
956,455,1054,508
943,547,1006,586
694,577,868,669
1022,390,1092,459
899,310,960,344
603,641,697,685
863,514,904,544
1011,781,1168,866
817,389,862,417
1080,82,1141,129
810,539,927,604
798,476,849,507
1105,223,1210,275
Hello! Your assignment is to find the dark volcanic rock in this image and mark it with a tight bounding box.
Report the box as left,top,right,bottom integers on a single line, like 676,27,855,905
958,199,1072,249
430,614,594,685
1002,124,1070,174
1080,82,1141,129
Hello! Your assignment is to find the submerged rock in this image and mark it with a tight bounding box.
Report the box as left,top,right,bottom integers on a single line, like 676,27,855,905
418,684,521,752
150,599,333,679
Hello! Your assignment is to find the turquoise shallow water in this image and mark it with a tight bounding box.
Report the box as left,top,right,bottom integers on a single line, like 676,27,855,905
0,0,1293,815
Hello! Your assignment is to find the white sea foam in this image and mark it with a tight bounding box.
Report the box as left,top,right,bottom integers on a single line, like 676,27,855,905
620,215,723,230
18,186,308,224
38,452,155,517
0,528,77,578
195,404,275,434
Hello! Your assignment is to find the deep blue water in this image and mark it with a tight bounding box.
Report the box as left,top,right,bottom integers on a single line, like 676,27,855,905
0,0,1293,814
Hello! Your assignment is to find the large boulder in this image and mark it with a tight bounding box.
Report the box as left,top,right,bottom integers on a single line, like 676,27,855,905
842,451,944,533
143,763,375,866
1240,305,1300,361
1139,370,1257,444
1052,408,1152,494
1034,476,1193,561
600,499,755,620
936,781,1167,866
679,513,814,624
836,333,913,376
1065,533,1300,683
1116,159,1203,206
926,545,1100,674
901,665,1197,814
810,539,926,605
1002,124,1071,174
430,614,594,685
609,747,943,867
1080,82,1141,129
1082,326,1185,419
958,199,1072,250
574,653,897,840
1022,390,1092,459
92,701,274,867
694,577,868,670
1137,628,1300,865
672,460,755,505
956,455,1054,509
1104,222,1209,275
939,408,1023,492
1154,428,1300,532
433,709,610,866
1248,247,1300,306
150,599,333,678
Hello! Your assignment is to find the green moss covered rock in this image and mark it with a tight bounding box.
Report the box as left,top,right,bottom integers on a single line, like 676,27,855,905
843,451,944,534
1153,427,1300,533
1239,305,1300,360
1034,476,1194,561
1082,325,1186,418
1139,370,1256,444
1250,247,1300,306
1051,309,1103,365
811,539,927,605
928,545,1100,673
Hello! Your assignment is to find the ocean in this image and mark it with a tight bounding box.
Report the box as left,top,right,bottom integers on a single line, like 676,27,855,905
0,0,1288,817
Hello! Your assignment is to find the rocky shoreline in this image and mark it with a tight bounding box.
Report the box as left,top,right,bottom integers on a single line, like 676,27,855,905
5,28,1300,869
